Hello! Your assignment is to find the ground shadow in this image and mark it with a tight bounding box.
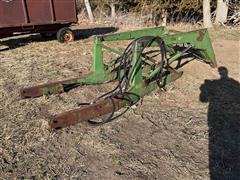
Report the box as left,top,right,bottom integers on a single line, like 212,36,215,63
0,27,118,51
73,27,118,40
199,67,240,180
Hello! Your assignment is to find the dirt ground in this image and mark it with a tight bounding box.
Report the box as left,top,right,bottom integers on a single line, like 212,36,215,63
0,25,239,179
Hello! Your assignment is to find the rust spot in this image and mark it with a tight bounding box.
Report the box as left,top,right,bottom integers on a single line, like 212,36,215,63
49,97,123,129
20,78,78,98
20,74,90,98
197,31,205,42
210,62,218,68
168,29,181,34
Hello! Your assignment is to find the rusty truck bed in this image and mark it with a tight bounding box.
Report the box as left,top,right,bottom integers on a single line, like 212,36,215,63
0,0,77,39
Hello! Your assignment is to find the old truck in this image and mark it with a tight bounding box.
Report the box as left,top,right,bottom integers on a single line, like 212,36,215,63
0,0,77,43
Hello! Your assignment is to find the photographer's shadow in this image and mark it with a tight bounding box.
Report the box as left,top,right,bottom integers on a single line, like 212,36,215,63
200,67,240,180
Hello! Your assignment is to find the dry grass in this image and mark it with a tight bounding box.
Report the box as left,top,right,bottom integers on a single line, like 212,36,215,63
0,25,239,179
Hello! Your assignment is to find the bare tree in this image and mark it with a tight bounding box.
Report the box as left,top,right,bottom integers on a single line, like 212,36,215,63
215,0,229,24
203,0,213,27
110,2,116,18
107,0,118,19
84,0,94,23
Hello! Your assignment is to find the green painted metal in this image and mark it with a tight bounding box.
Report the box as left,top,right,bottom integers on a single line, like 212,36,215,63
37,27,216,97
119,71,184,107
162,29,217,67
100,27,167,41
32,27,216,97
21,27,217,127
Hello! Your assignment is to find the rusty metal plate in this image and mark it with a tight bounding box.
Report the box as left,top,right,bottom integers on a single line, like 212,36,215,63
0,0,27,27
20,77,82,98
53,0,77,23
26,0,53,24
50,97,123,129
0,0,77,29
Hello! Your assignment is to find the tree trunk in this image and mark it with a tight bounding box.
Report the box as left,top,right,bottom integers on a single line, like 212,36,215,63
110,3,116,19
161,10,167,26
215,0,229,24
203,0,213,28
84,0,94,23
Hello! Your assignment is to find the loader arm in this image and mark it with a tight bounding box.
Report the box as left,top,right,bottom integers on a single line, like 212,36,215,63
20,27,217,129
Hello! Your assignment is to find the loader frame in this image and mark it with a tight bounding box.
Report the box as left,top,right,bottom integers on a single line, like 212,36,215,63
20,27,217,129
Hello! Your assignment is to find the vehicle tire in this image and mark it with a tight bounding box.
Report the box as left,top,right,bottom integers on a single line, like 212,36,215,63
57,27,74,43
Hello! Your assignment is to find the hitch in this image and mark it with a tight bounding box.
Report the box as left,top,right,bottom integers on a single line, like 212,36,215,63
20,27,217,129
